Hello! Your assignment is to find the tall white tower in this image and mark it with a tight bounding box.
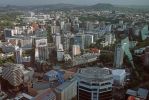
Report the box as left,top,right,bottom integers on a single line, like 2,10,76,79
114,44,124,68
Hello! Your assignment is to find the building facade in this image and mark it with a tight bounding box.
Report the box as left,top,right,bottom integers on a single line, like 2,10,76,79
76,67,113,100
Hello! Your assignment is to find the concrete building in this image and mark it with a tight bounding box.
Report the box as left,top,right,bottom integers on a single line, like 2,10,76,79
105,33,115,45
86,21,94,31
76,67,113,100
55,79,77,100
4,28,15,39
57,44,64,62
114,44,124,68
34,38,49,61
51,26,61,34
35,46,49,61
144,47,149,67
55,33,61,49
63,23,71,32
33,89,56,100
112,69,126,86
84,34,94,48
74,34,85,49
126,88,149,100
1,43,15,53
73,53,99,66
1,63,34,87
15,46,23,64
18,37,33,49
72,45,81,56
61,34,70,52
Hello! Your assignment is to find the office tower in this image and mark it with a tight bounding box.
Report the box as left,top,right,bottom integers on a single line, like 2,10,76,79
86,21,94,31
35,46,49,61
114,44,124,68
84,34,93,48
4,29,15,40
74,34,85,50
64,23,72,32
15,46,22,64
57,44,64,62
61,34,70,52
51,26,61,34
55,33,61,49
77,67,113,100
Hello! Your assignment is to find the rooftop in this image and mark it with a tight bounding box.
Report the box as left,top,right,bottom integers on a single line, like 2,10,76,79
77,67,112,82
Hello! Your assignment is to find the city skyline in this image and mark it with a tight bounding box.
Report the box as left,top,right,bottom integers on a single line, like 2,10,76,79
0,0,149,6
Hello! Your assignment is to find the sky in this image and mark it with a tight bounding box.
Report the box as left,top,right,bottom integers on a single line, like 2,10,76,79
0,0,149,6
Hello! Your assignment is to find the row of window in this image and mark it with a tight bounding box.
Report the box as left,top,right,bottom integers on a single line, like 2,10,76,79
78,86,112,92
80,81,111,86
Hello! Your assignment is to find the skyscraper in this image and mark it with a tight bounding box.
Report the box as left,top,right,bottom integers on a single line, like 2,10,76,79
74,34,85,50
114,44,124,68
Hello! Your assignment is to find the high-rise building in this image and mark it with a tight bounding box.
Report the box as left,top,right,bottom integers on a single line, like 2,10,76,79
35,46,49,61
55,33,61,49
114,44,124,68
33,38,49,61
64,23,72,32
57,44,64,62
61,34,70,52
84,34,93,48
15,46,22,64
144,47,149,67
19,37,33,48
4,29,15,40
72,45,81,56
74,34,85,50
51,26,61,34
86,22,94,31
76,67,113,100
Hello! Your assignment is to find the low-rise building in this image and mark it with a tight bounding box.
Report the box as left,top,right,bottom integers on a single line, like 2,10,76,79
55,79,77,100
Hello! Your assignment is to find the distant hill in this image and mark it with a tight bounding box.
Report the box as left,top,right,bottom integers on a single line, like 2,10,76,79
89,3,114,9
0,3,148,12
0,3,114,11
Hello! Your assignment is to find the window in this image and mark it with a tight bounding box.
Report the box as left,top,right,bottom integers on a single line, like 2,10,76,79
80,81,91,86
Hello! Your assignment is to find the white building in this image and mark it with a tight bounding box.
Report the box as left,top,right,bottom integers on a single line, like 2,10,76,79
76,67,113,100
57,44,64,62
112,69,126,86
114,44,124,68
15,46,23,64
55,79,77,100
74,34,85,49
55,33,61,49
51,26,61,34
84,34,94,48
35,46,49,61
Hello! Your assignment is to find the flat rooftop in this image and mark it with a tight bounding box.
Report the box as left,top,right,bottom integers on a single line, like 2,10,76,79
77,67,112,82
